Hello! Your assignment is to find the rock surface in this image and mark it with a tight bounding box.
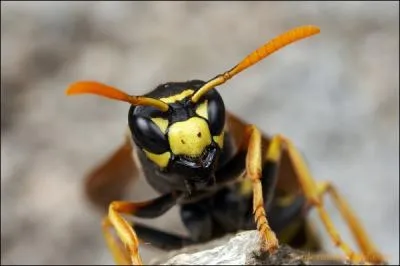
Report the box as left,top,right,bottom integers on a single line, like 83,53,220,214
152,230,351,265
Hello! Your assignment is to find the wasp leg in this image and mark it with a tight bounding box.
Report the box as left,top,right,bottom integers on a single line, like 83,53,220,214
265,134,385,264
103,192,183,265
315,181,386,264
102,220,194,266
245,136,320,252
102,217,131,265
85,129,139,211
239,125,279,253
242,165,319,250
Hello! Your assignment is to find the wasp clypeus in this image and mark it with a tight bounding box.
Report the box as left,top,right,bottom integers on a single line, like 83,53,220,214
66,25,386,265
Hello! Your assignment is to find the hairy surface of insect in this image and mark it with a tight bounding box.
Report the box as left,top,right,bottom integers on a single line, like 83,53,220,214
66,25,386,265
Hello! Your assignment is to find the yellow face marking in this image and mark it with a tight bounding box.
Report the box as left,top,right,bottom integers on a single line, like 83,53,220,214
168,117,212,157
143,150,171,168
213,131,224,149
159,89,194,104
151,117,169,134
195,100,208,120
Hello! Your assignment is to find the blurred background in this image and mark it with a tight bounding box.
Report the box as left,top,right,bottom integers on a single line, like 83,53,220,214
1,1,399,265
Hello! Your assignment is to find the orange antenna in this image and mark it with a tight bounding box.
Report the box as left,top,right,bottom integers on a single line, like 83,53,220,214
191,25,320,103
66,81,169,112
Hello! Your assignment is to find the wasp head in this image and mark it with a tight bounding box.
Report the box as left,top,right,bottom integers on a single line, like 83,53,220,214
128,80,225,192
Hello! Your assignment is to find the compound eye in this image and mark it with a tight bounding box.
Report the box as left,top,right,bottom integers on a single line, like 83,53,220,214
207,91,225,135
129,115,169,154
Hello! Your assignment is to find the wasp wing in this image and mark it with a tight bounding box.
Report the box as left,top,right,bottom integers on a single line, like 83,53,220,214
84,128,140,211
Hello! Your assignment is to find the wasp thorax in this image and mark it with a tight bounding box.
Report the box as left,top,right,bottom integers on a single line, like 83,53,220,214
168,117,212,157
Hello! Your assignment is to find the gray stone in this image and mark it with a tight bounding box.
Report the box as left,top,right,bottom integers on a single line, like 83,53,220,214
151,230,354,265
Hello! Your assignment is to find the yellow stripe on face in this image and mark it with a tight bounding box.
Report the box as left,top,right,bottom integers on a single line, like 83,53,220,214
213,131,224,149
195,100,208,120
151,117,169,134
168,117,212,157
143,149,171,168
159,89,194,104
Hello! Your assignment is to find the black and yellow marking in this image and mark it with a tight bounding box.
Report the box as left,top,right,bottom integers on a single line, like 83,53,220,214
168,117,212,157
159,89,194,104
195,100,208,119
143,150,171,168
66,25,385,266
140,88,225,168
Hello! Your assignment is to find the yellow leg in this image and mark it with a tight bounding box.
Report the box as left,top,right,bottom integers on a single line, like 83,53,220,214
105,201,144,265
316,181,386,264
102,192,181,265
265,134,386,264
102,217,132,265
241,125,279,252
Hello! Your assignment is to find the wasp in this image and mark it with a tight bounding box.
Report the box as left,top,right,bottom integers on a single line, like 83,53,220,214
66,25,386,265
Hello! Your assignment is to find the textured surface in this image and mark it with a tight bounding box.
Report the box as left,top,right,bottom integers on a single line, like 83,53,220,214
1,1,399,265
153,230,350,265
157,231,261,265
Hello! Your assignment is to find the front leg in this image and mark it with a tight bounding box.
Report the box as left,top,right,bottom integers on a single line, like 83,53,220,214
102,192,183,265
239,125,280,253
